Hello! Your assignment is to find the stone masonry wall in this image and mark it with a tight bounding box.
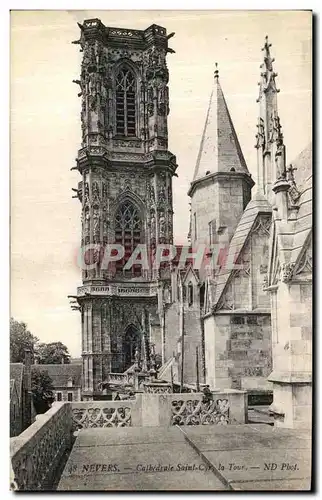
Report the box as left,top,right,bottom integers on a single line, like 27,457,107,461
191,176,250,246
204,313,272,391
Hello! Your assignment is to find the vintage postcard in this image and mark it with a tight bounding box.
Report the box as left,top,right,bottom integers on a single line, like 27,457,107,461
10,10,312,491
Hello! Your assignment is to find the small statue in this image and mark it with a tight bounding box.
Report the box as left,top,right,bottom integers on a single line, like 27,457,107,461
158,185,166,203
150,182,156,203
92,181,100,202
84,210,90,233
93,207,100,235
202,385,213,405
159,214,166,236
275,139,286,180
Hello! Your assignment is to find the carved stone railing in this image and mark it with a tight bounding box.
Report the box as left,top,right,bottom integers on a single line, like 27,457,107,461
171,390,247,425
10,402,72,491
107,372,128,384
105,372,149,390
139,390,247,427
143,382,172,394
71,401,135,429
172,398,230,425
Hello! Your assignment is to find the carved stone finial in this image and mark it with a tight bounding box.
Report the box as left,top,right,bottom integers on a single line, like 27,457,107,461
258,35,279,99
214,62,219,80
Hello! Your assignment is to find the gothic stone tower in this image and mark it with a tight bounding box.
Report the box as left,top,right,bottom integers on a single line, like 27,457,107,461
72,19,177,400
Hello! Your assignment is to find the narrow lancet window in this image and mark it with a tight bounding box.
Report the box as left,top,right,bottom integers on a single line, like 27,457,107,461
115,200,142,276
116,68,136,137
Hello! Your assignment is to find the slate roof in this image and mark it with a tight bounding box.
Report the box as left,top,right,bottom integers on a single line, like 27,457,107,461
192,74,250,182
32,364,82,388
212,191,272,308
10,363,24,402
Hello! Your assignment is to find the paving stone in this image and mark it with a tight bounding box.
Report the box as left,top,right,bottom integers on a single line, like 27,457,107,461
58,427,228,491
184,430,310,452
73,426,186,447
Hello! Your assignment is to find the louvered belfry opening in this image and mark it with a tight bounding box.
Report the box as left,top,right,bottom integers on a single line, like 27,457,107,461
115,67,136,137
115,200,143,277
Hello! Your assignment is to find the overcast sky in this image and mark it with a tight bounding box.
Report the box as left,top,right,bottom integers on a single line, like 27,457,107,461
10,10,311,356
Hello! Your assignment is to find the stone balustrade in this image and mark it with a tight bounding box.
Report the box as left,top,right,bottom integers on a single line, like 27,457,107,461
10,390,247,490
139,390,247,427
143,382,172,393
106,371,149,389
10,402,72,491
71,400,140,429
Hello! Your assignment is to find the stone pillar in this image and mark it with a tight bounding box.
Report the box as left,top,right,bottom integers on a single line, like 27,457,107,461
268,281,312,428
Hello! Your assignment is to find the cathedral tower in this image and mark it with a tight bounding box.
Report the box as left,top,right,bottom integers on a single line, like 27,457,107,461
72,19,177,400
188,66,254,247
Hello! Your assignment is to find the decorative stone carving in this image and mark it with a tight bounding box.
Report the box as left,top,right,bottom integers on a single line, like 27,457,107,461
171,398,230,425
149,179,156,203
159,212,166,237
93,206,100,236
113,139,141,149
146,47,169,82
72,405,132,429
281,262,295,283
11,403,72,491
84,208,90,234
168,211,173,241
255,117,265,149
102,207,108,235
84,182,89,206
92,181,100,203
257,36,279,101
102,181,108,200
275,137,286,181
286,164,301,206
150,210,156,236
252,216,271,236
143,383,172,394
262,274,268,290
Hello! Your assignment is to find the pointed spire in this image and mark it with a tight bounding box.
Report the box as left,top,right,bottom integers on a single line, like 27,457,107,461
192,69,251,181
257,35,280,102
214,62,219,80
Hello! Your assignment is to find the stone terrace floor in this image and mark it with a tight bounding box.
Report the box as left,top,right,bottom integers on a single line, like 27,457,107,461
57,424,311,491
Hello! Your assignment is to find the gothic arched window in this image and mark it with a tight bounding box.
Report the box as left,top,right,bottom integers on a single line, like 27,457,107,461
115,200,142,276
115,67,136,137
188,282,194,307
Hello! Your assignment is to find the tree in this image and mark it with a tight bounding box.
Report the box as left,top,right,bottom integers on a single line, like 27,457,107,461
37,341,71,364
10,318,38,363
31,368,55,414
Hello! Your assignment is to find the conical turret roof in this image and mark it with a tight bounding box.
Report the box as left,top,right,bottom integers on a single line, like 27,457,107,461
193,68,250,182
